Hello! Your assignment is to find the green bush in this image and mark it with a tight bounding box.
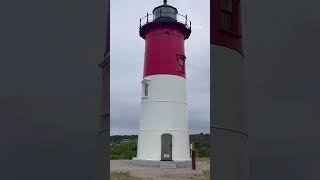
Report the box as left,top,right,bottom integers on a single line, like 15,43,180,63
190,133,210,157
196,148,210,157
110,140,137,160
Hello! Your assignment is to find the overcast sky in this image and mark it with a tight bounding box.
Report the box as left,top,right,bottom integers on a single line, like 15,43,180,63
110,0,210,135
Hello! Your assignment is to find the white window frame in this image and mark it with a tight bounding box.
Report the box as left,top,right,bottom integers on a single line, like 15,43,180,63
141,78,151,98
144,83,149,97
178,56,185,73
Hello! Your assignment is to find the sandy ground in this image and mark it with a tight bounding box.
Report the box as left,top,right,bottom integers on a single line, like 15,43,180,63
110,159,210,180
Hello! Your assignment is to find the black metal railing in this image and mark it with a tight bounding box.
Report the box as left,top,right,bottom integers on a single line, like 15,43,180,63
139,12,191,30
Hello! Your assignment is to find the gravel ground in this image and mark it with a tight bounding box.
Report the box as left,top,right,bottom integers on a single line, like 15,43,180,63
110,159,210,180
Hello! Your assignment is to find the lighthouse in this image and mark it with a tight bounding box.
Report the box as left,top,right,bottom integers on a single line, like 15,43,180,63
211,0,249,179
132,0,192,168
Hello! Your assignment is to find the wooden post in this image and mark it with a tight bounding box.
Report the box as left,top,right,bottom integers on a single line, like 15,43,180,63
192,150,196,170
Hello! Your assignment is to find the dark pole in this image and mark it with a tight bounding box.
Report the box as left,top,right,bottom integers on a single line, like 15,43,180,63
192,150,196,170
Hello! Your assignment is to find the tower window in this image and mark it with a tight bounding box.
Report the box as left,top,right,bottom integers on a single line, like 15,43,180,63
221,12,232,32
220,0,232,32
221,0,232,12
178,57,185,73
141,79,150,98
144,83,148,97
220,0,241,35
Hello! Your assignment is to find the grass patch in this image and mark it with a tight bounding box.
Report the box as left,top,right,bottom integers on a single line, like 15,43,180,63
160,170,210,180
110,171,150,180
197,157,210,162
111,170,210,180
202,170,210,179
188,170,210,180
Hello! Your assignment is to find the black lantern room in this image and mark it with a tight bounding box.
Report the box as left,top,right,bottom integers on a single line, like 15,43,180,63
139,0,192,39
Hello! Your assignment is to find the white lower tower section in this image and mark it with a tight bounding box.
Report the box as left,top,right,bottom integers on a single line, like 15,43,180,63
136,74,191,161
211,44,249,179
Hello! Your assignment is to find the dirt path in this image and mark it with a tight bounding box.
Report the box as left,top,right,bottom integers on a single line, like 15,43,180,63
110,159,210,180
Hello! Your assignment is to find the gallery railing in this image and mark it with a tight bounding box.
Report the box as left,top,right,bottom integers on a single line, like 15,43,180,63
139,12,191,31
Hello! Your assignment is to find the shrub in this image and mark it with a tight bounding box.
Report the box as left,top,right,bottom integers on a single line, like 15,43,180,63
110,140,137,160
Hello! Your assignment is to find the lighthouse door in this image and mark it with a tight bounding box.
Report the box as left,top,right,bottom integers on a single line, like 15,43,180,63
161,134,172,161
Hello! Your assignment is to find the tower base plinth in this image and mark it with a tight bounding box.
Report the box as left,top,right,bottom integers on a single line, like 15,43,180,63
132,158,191,168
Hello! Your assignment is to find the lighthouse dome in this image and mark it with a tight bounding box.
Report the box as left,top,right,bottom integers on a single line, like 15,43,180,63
152,0,178,21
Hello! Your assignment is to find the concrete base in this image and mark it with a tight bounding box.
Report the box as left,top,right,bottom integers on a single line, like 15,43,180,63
132,158,192,168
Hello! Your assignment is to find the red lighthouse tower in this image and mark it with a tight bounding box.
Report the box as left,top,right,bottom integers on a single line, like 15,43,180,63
139,0,191,78
133,0,192,168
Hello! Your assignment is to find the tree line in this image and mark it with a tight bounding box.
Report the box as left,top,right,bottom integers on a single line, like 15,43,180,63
110,133,210,160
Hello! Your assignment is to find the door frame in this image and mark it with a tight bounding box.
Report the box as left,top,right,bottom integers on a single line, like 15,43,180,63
161,133,173,161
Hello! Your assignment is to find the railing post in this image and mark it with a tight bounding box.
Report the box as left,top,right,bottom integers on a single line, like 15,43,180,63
147,12,149,23
185,15,188,25
140,18,141,28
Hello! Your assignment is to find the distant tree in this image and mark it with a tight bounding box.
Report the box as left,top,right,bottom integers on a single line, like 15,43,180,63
190,133,210,157
110,140,137,160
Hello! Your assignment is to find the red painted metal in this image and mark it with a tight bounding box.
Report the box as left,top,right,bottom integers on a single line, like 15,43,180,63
211,0,243,56
192,150,196,170
142,24,187,78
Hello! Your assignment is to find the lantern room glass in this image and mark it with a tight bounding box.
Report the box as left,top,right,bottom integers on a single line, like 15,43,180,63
153,6,177,20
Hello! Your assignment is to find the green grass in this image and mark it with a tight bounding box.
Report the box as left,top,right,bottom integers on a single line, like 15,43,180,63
110,171,148,180
188,170,210,180
111,170,210,180
202,170,210,180
197,157,210,162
